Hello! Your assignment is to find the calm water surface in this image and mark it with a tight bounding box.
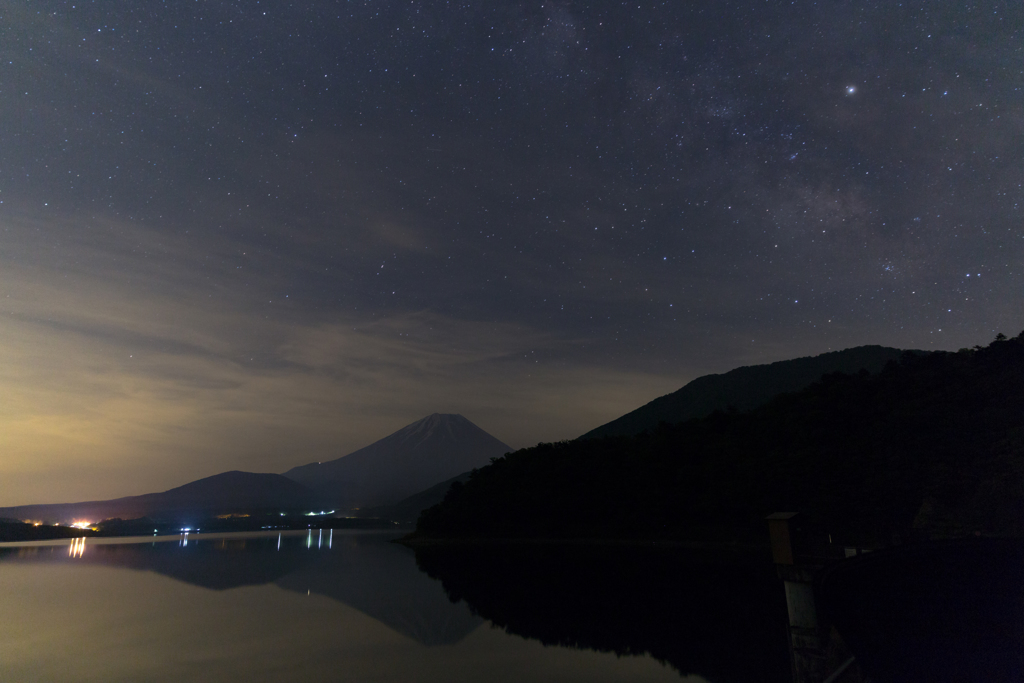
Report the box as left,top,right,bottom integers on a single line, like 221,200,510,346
0,530,788,683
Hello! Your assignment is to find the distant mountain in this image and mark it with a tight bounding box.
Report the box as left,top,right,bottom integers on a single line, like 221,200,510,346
283,414,511,509
0,471,316,526
580,345,913,439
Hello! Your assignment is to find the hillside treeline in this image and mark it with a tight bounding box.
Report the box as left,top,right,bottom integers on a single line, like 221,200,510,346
416,332,1024,545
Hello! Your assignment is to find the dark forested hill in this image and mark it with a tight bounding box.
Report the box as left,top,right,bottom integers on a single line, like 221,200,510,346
415,333,1024,545
580,345,911,439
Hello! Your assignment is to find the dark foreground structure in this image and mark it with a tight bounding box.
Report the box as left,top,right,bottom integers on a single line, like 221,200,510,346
767,513,1024,683
816,538,1024,683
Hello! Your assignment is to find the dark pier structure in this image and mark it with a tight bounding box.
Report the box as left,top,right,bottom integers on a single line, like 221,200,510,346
768,512,1024,683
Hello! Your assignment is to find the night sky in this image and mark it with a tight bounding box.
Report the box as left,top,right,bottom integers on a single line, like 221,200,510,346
2,1,1021,505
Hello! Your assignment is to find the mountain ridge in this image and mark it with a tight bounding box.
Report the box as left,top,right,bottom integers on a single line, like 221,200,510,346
580,345,915,439
0,471,315,525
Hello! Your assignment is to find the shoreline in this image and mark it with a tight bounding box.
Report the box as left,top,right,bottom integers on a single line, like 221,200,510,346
395,535,771,554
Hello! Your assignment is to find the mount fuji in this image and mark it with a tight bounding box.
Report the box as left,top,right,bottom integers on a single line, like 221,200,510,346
282,414,511,509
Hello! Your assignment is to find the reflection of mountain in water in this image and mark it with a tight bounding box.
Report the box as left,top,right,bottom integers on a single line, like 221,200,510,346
0,532,481,647
275,533,482,646
0,538,305,590
90,538,307,589
414,543,792,683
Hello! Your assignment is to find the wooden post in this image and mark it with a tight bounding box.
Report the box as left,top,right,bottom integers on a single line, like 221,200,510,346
768,512,828,683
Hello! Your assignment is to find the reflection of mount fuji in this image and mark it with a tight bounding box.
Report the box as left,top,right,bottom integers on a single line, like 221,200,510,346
0,532,481,647
55,537,307,590
274,533,483,646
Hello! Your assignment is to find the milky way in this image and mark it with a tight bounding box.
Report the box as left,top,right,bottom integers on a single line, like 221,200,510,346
1,1,1021,504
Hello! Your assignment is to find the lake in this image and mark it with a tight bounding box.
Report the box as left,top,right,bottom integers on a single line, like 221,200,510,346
0,530,790,683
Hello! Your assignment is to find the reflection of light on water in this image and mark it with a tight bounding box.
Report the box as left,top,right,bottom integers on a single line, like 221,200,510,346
329,529,333,550
306,530,312,549
68,537,86,558
318,529,322,549
180,531,190,547
277,533,282,551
